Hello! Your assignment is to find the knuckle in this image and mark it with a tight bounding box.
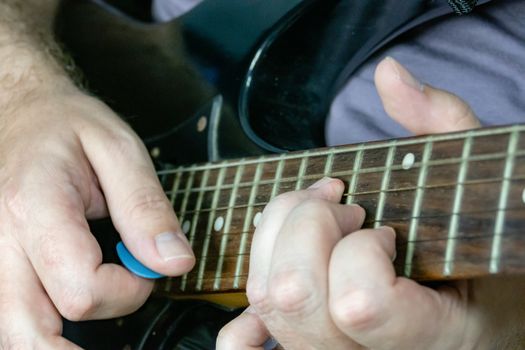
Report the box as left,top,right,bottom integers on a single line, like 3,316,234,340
330,290,380,332
246,278,267,308
268,269,318,317
288,200,333,233
124,187,172,221
36,233,64,269
1,182,29,224
294,199,332,218
266,191,297,211
55,285,98,321
448,96,475,129
104,126,143,156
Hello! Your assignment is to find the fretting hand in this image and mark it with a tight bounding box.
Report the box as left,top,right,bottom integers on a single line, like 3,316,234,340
217,57,525,349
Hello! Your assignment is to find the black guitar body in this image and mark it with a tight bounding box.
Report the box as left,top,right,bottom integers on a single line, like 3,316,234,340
55,0,477,161
54,0,491,348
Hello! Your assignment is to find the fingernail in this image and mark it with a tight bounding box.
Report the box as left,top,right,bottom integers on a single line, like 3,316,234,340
308,176,334,189
155,232,193,261
391,249,397,262
378,225,396,237
385,56,424,91
378,226,397,261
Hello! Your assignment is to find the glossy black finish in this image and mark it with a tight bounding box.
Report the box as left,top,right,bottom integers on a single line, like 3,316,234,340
241,0,447,150
55,0,305,162
63,298,239,350
55,0,497,156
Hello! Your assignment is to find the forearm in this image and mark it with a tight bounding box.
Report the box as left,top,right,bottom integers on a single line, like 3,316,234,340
0,0,72,110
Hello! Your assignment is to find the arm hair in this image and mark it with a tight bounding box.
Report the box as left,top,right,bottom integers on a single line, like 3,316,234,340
0,0,73,110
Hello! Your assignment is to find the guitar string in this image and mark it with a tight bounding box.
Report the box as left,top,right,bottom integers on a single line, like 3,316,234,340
158,230,525,289
178,229,525,261
157,125,524,176
161,149,525,198
156,129,522,290
159,248,525,286
169,175,525,216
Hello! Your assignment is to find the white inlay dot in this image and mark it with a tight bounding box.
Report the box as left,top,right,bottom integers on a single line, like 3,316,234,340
402,153,415,170
214,216,225,232
253,212,262,227
522,188,525,204
182,220,191,234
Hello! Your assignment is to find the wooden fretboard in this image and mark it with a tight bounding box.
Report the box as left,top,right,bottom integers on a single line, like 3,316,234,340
154,124,525,298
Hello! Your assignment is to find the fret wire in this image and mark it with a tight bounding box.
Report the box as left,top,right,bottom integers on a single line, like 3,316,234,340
444,133,473,276
166,168,183,290
347,145,364,204
196,165,227,291
234,161,265,289
163,149,525,197
374,142,396,228
214,163,245,290
177,206,525,247
405,140,433,276
180,168,210,291
163,276,173,293
175,175,525,217
177,170,195,221
169,167,183,205
177,167,196,222
270,154,286,199
157,125,524,175
490,129,520,273
295,151,310,190
323,150,335,176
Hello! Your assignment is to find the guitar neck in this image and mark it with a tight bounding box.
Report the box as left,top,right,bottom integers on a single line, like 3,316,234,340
154,124,525,298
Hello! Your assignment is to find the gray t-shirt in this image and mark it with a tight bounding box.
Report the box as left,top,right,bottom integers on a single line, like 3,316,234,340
326,0,525,145
153,0,525,146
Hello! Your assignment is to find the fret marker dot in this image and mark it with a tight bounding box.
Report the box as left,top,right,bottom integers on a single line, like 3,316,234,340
214,216,225,232
182,220,191,234
253,212,262,227
522,188,525,204
402,153,415,170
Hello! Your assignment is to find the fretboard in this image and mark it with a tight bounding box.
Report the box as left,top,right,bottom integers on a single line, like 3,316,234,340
154,124,525,296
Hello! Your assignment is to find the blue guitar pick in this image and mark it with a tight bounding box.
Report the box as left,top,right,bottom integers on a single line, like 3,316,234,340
116,241,165,279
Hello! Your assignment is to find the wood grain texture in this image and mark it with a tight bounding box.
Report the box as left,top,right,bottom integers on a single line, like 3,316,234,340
155,125,525,299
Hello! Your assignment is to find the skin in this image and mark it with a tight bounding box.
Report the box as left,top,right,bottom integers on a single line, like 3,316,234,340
216,57,525,349
0,2,523,349
0,1,194,348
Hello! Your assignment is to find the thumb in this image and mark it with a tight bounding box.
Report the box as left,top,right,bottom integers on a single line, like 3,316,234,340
80,114,195,277
375,56,481,134
217,307,274,349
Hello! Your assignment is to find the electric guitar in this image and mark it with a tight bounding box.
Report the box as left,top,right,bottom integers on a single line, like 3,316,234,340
56,0,522,348
152,124,525,307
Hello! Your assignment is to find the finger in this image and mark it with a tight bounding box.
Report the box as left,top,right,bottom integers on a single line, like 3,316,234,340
247,177,345,303
78,108,194,276
262,200,364,349
329,227,468,349
12,183,153,321
375,56,481,134
216,307,271,350
0,239,82,349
